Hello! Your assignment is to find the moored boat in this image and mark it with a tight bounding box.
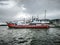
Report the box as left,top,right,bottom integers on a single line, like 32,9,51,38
7,19,50,29
7,10,49,29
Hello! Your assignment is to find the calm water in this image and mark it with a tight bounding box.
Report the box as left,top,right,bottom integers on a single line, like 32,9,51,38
0,26,60,45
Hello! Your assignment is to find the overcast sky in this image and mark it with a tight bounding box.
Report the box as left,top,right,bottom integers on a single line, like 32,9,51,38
0,0,60,22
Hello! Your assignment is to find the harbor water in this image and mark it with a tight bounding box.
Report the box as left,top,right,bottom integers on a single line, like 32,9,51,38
0,26,60,45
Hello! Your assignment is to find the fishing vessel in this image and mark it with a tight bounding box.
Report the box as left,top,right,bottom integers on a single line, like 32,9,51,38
7,17,50,29
7,10,50,29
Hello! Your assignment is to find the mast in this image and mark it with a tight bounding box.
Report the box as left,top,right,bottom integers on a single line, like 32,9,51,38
45,10,46,19
32,16,33,22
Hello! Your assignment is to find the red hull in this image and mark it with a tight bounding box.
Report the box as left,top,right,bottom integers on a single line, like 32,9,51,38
7,23,49,29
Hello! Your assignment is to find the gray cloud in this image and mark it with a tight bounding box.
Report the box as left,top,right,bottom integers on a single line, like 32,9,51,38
0,0,8,1
0,0,60,22
21,0,60,13
21,0,60,19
